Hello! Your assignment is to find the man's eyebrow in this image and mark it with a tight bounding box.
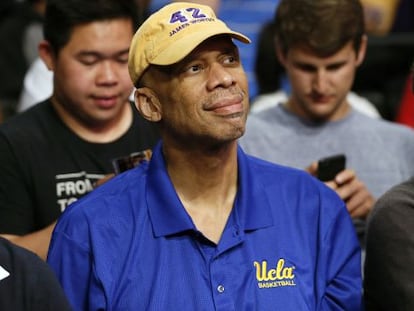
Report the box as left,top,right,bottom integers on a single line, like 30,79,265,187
326,61,347,68
76,48,130,58
293,59,347,68
292,61,316,68
114,48,130,56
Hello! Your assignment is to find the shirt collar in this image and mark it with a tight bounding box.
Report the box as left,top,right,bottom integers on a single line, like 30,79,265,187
146,142,274,237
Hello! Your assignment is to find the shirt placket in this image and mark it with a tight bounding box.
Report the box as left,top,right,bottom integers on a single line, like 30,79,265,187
210,225,244,311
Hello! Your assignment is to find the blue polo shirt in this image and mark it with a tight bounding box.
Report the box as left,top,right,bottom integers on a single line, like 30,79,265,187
47,142,362,310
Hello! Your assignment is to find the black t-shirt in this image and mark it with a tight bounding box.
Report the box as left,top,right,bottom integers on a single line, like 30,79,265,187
0,99,160,234
0,237,72,310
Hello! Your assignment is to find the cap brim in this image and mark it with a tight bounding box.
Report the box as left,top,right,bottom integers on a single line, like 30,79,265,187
152,29,250,66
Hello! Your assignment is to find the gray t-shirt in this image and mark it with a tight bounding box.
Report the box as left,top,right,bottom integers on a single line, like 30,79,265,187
240,105,414,243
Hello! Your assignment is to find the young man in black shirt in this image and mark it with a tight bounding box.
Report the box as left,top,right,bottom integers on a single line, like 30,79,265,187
0,0,160,259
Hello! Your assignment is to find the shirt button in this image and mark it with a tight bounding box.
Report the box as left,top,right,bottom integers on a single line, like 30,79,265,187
217,285,225,293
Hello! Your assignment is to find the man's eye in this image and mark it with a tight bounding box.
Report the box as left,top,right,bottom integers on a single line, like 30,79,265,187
186,64,202,74
116,53,129,64
327,64,344,71
79,58,99,66
297,65,315,72
117,57,129,64
224,55,236,64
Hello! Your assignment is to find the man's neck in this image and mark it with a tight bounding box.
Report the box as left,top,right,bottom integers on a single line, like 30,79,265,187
284,98,351,122
51,98,133,143
165,142,239,244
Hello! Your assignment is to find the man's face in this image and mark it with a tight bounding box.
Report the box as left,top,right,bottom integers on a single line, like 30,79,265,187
280,40,365,122
50,18,134,126
144,36,249,148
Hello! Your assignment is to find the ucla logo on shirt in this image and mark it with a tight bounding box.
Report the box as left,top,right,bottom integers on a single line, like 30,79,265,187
254,258,296,289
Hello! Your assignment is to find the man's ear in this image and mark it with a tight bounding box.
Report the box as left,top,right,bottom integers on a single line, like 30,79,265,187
134,88,162,122
275,42,287,68
356,35,368,67
38,40,55,71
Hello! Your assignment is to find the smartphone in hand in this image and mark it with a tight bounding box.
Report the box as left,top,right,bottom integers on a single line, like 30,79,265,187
317,154,346,181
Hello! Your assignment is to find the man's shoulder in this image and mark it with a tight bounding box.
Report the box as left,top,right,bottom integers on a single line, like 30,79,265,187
0,101,67,158
51,167,150,256
353,111,413,134
60,166,149,220
245,153,302,176
0,100,55,137
0,237,72,310
371,177,414,219
364,115,414,149
242,107,289,145
247,105,286,125
244,153,326,193
0,237,45,275
243,153,348,226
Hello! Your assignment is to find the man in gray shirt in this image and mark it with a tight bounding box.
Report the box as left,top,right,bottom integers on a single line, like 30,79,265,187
240,0,414,246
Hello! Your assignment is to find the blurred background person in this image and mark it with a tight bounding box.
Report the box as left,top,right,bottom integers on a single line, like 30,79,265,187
240,0,414,255
0,0,46,121
354,0,414,120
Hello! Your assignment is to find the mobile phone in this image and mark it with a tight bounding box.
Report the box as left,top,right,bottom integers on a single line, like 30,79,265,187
317,154,346,181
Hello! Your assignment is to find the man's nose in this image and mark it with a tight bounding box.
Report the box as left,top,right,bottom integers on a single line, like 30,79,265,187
96,61,118,85
312,69,329,93
206,63,235,90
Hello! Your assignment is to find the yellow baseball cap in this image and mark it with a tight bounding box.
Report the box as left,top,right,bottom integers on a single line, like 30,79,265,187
128,2,251,85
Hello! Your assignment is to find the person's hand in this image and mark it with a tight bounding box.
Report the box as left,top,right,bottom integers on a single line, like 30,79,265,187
306,161,318,176
330,169,375,219
306,162,374,219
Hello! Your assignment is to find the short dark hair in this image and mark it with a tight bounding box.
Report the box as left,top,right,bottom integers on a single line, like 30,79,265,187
43,0,140,55
255,21,285,95
274,0,365,57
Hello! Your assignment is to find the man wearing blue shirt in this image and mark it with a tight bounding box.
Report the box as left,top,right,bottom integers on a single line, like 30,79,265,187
47,2,362,310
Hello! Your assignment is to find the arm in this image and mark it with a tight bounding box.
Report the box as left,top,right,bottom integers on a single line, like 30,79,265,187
48,214,104,310
0,168,113,261
1,222,55,260
331,169,375,218
0,132,56,260
318,189,363,310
